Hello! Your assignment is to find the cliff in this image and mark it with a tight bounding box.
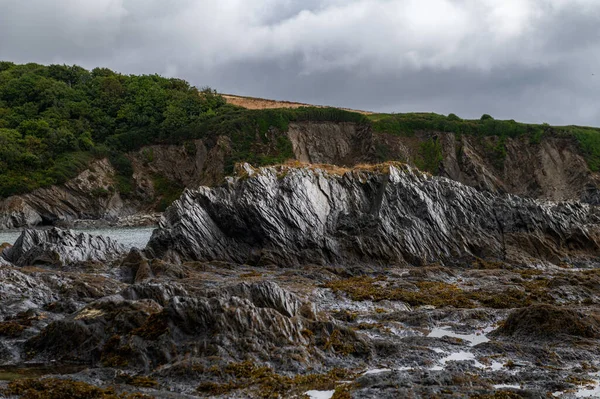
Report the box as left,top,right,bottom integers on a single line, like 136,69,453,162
2,120,599,229
146,163,600,267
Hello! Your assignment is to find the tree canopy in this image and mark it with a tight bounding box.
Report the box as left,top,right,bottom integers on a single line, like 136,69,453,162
0,62,226,197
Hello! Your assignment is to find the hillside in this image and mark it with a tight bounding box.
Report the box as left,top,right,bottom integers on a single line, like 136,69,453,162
222,93,373,114
1,61,599,228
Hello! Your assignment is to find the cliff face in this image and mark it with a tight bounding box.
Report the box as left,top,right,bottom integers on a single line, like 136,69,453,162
0,137,231,229
375,131,600,204
1,121,599,229
146,163,600,267
286,122,375,165
0,159,130,229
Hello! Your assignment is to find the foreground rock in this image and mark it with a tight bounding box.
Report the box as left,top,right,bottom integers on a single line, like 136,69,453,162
26,280,367,374
1,228,127,267
492,304,600,341
147,163,600,267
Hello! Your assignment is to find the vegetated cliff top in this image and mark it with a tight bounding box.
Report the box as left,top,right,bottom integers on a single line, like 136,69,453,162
1,60,599,201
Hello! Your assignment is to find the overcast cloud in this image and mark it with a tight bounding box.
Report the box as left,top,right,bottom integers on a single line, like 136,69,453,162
1,0,599,125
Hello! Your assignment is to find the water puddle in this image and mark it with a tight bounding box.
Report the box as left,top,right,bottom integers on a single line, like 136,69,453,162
494,384,520,389
362,367,413,375
305,390,335,399
427,326,492,346
552,373,600,398
490,361,504,371
363,368,392,375
574,374,600,398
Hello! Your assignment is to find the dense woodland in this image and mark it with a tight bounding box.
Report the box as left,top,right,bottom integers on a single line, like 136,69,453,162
1,62,599,199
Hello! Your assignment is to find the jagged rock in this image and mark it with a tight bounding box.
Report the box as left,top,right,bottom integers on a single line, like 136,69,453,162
26,296,163,365
0,251,11,266
26,281,365,372
221,281,302,318
147,163,600,267
120,248,154,283
0,266,57,317
2,227,127,267
121,281,189,306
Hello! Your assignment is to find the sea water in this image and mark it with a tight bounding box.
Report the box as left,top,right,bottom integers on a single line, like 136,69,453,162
0,226,156,250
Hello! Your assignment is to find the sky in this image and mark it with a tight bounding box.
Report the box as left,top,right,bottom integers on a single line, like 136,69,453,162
1,0,599,125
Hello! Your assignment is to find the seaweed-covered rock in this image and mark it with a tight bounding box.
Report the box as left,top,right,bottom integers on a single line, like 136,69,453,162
2,228,127,267
147,163,600,267
492,304,600,340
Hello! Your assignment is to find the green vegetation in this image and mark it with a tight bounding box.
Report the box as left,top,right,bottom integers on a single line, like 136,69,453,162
369,112,600,171
1,61,600,203
415,137,443,174
0,62,367,198
152,174,185,211
0,62,224,197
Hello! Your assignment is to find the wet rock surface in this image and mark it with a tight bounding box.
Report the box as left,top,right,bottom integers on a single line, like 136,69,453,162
0,259,600,398
0,164,599,398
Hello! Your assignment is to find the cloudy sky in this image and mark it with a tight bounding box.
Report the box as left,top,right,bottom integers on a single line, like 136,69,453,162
1,0,599,125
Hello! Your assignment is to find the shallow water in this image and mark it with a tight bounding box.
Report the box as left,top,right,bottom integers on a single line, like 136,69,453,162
305,390,335,399
0,226,156,250
427,326,492,346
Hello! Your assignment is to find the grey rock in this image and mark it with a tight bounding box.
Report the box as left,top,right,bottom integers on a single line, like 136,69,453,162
221,281,302,318
25,281,352,373
2,227,127,267
147,163,600,266
0,266,57,317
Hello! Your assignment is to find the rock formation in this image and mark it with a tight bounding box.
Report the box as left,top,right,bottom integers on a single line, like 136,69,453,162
25,280,363,372
1,227,127,267
147,163,600,267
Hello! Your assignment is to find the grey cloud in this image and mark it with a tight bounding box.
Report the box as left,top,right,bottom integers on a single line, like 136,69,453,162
0,0,599,125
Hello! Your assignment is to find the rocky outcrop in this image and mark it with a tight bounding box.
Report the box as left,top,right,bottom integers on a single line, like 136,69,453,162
0,159,131,229
147,163,600,267
25,281,361,372
2,123,599,231
0,139,232,230
2,228,127,267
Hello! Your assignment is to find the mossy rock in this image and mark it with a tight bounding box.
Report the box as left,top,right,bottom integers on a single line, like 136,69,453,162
492,304,600,340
